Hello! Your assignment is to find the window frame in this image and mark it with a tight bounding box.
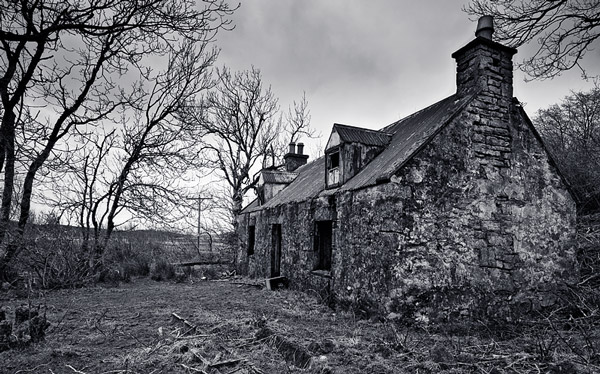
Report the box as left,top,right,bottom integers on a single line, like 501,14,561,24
326,147,341,188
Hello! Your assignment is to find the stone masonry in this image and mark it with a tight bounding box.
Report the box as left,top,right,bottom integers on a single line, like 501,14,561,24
235,19,577,322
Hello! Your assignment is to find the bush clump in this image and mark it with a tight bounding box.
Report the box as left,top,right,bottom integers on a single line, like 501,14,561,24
150,260,176,281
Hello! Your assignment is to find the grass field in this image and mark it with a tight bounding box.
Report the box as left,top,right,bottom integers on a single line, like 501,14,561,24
1,277,599,374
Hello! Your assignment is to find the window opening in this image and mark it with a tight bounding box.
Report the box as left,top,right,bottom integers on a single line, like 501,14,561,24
314,221,333,271
247,225,255,256
327,151,340,186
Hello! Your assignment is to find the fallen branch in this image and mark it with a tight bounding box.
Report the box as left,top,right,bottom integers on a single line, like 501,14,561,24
232,282,263,288
65,365,87,374
180,363,208,374
176,261,232,266
209,358,244,368
247,363,264,374
14,364,50,373
175,334,212,340
171,312,199,335
190,348,212,366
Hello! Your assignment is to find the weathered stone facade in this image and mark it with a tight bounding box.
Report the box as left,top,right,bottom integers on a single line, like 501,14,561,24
235,19,577,321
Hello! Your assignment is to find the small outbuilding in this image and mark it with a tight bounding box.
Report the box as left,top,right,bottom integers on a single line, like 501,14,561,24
235,17,576,320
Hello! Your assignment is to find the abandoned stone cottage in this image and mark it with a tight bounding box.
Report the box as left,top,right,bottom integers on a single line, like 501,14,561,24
235,17,576,319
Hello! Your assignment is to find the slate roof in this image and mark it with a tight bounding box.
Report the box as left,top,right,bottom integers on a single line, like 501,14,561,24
263,157,325,208
240,198,259,214
260,170,298,184
340,93,474,191
334,123,392,147
241,93,476,212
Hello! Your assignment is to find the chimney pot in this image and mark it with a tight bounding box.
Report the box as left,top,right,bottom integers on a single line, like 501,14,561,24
475,16,494,40
297,143,304,155
288,142,296,154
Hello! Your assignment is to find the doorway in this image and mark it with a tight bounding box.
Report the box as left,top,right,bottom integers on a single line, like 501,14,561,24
314,221,333,271
271,224,282,277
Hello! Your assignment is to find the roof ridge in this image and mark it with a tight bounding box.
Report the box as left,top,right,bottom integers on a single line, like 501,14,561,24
334,123,392,136
381,94,457,134
263,169,298,175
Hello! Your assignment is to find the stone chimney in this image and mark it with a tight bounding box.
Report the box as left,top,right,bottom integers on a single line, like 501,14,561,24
451,16,517,98
284,142,309,172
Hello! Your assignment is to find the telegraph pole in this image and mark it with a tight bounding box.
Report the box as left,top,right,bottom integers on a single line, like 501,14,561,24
196,196,211,250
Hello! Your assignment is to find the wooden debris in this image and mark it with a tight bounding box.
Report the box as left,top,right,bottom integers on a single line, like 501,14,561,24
190,348,211,366
175,334,211,340
232,282,263,288
171,313,198,335
176,261,231,267
209,358,243,368
255,327,312,369
265,276,287,291
180,363,208,373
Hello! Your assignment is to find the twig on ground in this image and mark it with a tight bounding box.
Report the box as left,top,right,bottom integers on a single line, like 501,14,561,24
47,308,73,336
172,312,199,335
66,365,87,374
231,282,263,288
180,363,208,373
246,363,264,374
175,334,212,340
210,358,244,368
190,348,212,366
14,364,50,373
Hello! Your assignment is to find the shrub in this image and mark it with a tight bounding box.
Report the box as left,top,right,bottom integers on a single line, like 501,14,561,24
150,260,176,281
17,233,93,289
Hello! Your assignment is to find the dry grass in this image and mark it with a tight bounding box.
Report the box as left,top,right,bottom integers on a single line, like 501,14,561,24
1,277,599,374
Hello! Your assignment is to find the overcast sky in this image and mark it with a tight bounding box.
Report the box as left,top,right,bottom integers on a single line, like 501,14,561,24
214,1,600,156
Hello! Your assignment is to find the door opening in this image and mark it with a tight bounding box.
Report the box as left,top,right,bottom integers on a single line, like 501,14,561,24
271,224,282,277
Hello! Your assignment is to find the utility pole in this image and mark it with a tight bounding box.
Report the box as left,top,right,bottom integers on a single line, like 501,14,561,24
196,196,210,251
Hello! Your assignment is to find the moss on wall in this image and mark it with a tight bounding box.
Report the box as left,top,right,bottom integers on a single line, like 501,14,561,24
236,95,576,323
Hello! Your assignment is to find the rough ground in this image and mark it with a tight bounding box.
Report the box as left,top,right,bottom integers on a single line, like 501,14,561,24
1,278,598,374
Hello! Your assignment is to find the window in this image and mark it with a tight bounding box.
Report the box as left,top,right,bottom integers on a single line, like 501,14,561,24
329,152,339,168
314,221,333,271
247,226,255,256
327,151,340,186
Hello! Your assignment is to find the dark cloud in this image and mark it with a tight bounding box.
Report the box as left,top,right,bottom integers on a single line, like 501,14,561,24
216,1,600,154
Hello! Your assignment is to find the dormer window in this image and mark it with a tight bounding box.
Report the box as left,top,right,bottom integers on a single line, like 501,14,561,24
324,123,391,188
327,151,340,187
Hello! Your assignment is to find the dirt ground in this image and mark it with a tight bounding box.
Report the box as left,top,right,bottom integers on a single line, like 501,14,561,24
1,277,598,374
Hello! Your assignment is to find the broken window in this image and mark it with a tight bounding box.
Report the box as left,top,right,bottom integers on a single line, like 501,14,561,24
247,225,255,256
314,221,333,271
327,151,340,187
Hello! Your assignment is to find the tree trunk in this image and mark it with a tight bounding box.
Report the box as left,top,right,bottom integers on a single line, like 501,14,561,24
0,112,16,277
231,190,244,230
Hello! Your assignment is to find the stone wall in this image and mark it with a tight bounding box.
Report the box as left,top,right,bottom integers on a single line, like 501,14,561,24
331,97,576,320
236,96,576,322
340,142,385,184
236,197,336,299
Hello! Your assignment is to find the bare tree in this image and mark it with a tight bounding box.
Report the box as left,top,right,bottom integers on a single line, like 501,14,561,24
466,0,600,79
535,83,600,212
267,92,316,164
44,42,216,271
0,0,235,275
198,67,281,225
196,67,314,227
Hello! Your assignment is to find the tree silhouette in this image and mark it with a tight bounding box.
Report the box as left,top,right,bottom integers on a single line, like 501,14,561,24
466,0,600,79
